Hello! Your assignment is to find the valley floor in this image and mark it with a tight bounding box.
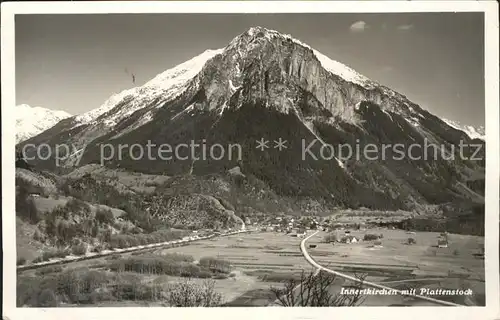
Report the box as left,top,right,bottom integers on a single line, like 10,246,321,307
17,228,485,307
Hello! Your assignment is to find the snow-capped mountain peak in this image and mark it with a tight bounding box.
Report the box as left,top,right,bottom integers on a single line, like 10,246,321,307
229,26,376,88
73,48,224,127
64,26,421,145
71,26,385,133
312,49,374,88
18,27,485,214
27,26,471,159
442,118,485,140
16,104,72,144
144,49,224,90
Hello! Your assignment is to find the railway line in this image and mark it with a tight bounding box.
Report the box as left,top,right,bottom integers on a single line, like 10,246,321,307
17,229,251,272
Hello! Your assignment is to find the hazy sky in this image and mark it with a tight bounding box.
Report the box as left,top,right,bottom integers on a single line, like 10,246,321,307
16,13,485,126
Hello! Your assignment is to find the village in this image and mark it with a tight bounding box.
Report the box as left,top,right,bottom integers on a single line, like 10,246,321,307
253,214,457,250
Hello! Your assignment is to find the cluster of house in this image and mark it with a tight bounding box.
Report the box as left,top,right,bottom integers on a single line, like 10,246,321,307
333,230,383,247
261,216,318,238
339,234,359,244
335,230,450,249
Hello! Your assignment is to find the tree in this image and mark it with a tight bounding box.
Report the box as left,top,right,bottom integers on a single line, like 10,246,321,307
16,184,40,223
37,289,58,307
407,237,416,245
270,270,366,307
95,208,114,225
199,257,231,274
323,233,337,243
363,234,379,241
166,279,223,307
15,151,33,170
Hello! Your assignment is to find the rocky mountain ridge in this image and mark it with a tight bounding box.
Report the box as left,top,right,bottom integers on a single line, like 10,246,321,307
18,26,485,212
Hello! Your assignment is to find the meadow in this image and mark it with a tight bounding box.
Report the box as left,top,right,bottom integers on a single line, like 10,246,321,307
17,229,485,307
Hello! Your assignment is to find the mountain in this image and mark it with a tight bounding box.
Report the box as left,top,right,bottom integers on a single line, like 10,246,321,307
442,118,485,141
15,104,72,144
19,26,485,212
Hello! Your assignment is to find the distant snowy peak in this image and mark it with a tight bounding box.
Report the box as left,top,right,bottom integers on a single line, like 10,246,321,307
16,104,71,144
73,48,224,127
442,118,485,140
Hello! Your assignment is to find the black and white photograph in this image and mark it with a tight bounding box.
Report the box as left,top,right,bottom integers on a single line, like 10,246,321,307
2,1,499,320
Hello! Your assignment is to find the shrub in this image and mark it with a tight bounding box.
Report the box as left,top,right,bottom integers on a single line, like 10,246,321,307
323,233,337,243
180,264,202,278
106,229,188,250
89,288,116,304
17,276,43,306
32,256,44,263
65,198,91,215
127,235,140,247
95,208,114,225
162,253,194,263
17,257,27,266
16,183,41,223
270,270,366,307
33,229,44,242
55,269,110,304
37,289,58,307
99,229,112,243
71,243,87,256
105,255,121,261
363,234,379,241
165,279,223,307
16,268,109,307
131,235,145,246
197,270,213,279
107,254,204,278
110,279,163,302
54,248,71,258
199,257,231,274
37,248,70,263
110,235,130,249
129,226,143,234
36,266,63,276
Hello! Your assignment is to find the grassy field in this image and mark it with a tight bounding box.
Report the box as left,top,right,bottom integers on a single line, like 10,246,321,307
17,229,485,307
148,230,484,306
152,232,312,306
307,228,485,305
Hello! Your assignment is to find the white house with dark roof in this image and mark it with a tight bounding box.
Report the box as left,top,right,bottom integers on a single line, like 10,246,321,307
438,239,448,248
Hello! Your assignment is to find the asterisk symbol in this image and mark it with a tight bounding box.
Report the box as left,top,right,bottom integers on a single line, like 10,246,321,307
274,138,288,151
256,138,269,151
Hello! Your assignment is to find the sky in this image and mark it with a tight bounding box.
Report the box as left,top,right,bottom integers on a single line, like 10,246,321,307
15,13,485,126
